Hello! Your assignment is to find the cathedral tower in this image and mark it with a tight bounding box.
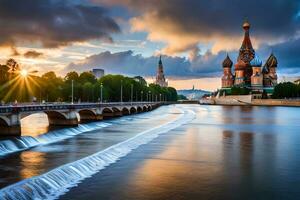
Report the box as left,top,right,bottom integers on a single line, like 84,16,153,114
155,56,168,87
262,53,278,87
236,20,255,85
250,55,263,89
221,54,234,88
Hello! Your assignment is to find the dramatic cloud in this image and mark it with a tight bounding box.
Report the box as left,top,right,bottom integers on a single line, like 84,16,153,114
264,38,300,75
23,50,44,58
96,0,300,54
66,50,228,78
66,36,300,79
0,0,120,47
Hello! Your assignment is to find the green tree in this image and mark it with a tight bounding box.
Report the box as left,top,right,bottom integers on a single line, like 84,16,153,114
41,71,64,102
82,82,94,102
79,72,97,84
273,82,300,99
64,71,79,82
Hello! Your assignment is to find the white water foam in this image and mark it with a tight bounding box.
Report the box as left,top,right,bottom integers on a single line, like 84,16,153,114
0,107,196,200
0,106,171,157
0,122,111,157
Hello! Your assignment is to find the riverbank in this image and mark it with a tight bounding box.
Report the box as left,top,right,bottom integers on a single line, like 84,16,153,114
200,95,300,107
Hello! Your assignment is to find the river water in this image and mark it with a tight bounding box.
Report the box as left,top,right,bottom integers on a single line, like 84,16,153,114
0,104,300,199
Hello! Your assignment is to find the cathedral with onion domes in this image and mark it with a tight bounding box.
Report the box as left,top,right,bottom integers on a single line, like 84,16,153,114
221,21,278,98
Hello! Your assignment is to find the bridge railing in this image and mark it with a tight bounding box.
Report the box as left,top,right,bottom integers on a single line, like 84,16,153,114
0,102,160,114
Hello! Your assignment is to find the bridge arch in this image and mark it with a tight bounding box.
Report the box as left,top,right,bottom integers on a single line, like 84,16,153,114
0,116,10,127
137,106,143,113
45,111,67,120
102,107,114,119
130,107,137,114
112,107,122,117
122,107,130,115
45,111,78,126
143,106,147,112
78,109,98,122
112,107,121,112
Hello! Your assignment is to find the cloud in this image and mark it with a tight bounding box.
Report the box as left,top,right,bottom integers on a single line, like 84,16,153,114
66,50,228,78
262,38,300,75
23,50,44,58
96,0,300,54
0,0,120,47
66,32,300,79
10,47,20,56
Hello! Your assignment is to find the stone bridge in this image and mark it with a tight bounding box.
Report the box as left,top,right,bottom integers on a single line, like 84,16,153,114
0,102,161,136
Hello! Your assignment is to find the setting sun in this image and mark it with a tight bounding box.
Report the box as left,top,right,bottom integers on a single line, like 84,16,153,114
20,69,28,77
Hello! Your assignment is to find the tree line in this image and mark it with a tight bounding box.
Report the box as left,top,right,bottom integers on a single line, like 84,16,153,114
0,59,178,103
272,82,300,99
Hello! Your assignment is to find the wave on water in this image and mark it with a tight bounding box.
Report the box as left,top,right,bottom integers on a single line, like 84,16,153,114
0,122,111,157
0,107,196,200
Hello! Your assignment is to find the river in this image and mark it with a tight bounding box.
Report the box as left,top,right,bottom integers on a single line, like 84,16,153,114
0,104,300,199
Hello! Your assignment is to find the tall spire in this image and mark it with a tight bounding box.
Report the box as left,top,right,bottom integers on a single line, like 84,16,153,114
159,55,162,65
241,20,253,51
155,55,168,87
238,20,255,64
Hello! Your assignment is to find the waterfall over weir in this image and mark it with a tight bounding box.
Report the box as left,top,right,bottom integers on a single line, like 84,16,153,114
0,108,195,200
0,122,112,157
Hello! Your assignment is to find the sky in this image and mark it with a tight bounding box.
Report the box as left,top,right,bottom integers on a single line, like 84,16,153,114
0,0,300,91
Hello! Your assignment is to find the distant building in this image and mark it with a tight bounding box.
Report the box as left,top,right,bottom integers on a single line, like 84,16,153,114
92,68,104,79
155,56,168,87
221,20,278,97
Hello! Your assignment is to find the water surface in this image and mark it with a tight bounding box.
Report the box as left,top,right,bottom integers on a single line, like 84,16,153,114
61,105,300,200
1,105,300,199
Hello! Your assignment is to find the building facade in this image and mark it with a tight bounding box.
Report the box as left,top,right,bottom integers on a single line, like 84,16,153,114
221,21,278,96
92,68,105,79
155,56,168,87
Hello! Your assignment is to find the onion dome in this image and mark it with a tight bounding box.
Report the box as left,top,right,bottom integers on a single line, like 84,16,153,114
243,20,250,30
235,59,246,70
266,53,278,67
222,55,233,68
250,55,262,67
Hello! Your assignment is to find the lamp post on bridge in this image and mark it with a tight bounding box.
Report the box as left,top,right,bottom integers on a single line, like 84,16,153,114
141,91,143,102
100,83,103,103
71,80,74,104
136,90,138,102
120,80,123,104
130,84,133,105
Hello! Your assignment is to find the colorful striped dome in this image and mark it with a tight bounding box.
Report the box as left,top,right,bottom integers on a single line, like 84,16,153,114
222,55,233,68
250,55,262,67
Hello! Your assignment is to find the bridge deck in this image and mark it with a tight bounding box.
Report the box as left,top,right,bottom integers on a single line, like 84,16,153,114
0,102,156,114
